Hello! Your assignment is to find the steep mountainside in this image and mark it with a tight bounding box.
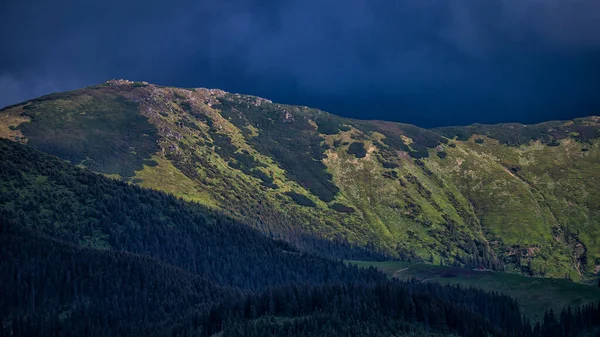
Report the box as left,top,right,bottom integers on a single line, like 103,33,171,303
1,79,599,281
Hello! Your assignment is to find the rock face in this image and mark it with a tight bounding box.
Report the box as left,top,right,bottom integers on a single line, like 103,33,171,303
2,80,599,281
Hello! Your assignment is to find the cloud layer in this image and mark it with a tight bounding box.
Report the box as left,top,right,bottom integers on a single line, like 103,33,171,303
1,0,599,126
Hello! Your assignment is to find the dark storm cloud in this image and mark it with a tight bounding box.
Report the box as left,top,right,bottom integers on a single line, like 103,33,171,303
1,0,599,126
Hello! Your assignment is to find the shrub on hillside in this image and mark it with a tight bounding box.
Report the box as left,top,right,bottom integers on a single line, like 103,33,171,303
330,203,356,213
285,192,316,207
347,142,367,158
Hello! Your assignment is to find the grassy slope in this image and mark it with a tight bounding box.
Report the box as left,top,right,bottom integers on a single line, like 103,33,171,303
213,94,491,264
1,80,599,281
430,128,600,281
322,127,487,263
348,260,600,322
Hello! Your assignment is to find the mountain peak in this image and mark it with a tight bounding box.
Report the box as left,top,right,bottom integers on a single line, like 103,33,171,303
104,79,149,86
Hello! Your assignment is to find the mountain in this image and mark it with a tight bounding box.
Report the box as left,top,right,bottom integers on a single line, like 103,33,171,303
1,79,599,281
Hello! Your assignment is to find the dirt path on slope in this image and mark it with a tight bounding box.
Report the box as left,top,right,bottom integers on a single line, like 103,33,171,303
392,267,410,279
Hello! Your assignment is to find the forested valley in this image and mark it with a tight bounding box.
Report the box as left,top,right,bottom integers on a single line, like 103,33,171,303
1,139,599,336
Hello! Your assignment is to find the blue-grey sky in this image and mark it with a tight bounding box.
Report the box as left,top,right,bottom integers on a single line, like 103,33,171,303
1,0,599,127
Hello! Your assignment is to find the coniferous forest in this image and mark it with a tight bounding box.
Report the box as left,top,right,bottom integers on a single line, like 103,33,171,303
1,138,600,336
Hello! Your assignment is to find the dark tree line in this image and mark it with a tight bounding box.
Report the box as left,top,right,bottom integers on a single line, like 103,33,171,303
199,281,531,337
0,222,237,336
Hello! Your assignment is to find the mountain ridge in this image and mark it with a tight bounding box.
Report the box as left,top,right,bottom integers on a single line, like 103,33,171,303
1,79,599,282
